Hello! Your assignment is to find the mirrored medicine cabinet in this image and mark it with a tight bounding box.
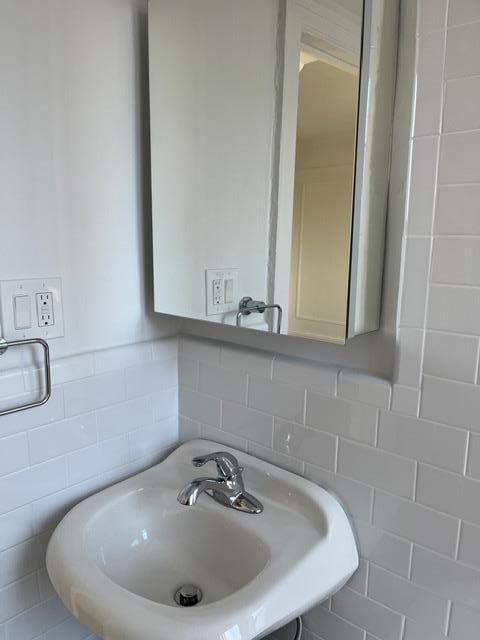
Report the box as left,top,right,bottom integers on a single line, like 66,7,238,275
148,0,399,344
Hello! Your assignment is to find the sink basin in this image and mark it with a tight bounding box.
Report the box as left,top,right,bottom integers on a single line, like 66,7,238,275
47,439,358,640
88,494,270,606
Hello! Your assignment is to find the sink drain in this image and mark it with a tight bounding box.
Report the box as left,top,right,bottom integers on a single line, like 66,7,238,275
174,584,203,607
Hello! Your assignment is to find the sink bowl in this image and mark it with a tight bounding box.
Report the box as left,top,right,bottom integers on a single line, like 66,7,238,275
47,439,358,640
88,493,270,606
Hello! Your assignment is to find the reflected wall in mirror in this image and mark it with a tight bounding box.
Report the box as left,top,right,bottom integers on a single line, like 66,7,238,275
149,0,399,344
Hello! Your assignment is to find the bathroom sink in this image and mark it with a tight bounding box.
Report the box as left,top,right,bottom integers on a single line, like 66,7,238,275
46,439,358,640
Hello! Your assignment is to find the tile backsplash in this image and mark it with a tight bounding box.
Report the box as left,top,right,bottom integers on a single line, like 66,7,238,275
177,332,477,640
0,338,178,640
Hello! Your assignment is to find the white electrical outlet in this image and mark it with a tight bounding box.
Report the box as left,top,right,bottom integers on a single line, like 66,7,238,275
36,292,55,326
0,278,64,340
213,279,223,306
205,268,239,316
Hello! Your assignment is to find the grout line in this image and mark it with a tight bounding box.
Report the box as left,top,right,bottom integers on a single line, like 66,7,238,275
414,382,422,418
407,543,414,580
334,369,341,397
219,399,224,430
364,560,370,596
341,435,419,466
444,71,480,81
422,371,480,385
1,591,68,626
437,126,480,136
445,600,453,636
422,328,480,340
310,605,367,635
431,278,480,288
454,519,462,560
439,180,480,187
426,233,480,239
475,340,480,385
334,436,339,473
412,461,419,501
447,16,480,30
302,389,307,424
463,431,471,476
409,128,441,139
443,0,449,32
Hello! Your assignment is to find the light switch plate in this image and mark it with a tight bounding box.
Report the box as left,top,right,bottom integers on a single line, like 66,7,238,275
13,295,31,330
0,278,64,340
205,268,239,316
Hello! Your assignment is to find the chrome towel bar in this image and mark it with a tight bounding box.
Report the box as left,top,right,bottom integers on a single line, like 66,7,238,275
236,296,283,334
0,337,51,417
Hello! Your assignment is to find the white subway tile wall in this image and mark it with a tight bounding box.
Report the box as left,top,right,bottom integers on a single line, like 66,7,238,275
176,316,473,640
0,338,178,640
175,1,480,638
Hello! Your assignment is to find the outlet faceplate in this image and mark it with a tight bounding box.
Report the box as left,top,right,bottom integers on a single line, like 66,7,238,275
205,268,239,316
0,278,64,340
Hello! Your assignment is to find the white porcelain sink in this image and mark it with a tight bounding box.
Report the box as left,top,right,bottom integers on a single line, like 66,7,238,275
46,440,358,640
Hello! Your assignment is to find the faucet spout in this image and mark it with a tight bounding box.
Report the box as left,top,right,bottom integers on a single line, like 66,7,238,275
177,478,219,506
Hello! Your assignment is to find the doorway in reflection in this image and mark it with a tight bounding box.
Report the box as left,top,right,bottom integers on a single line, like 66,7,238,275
289,47,360,343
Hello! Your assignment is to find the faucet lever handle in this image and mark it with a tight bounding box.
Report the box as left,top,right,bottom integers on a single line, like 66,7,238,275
192,451,243,479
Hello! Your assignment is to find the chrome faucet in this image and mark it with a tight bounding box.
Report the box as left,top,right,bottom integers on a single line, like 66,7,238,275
177,451,263,514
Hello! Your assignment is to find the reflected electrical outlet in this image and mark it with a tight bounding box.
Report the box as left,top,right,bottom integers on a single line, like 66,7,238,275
205,268,239,316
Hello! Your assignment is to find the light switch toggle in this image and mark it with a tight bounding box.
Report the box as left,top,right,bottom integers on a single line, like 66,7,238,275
13,295,31,330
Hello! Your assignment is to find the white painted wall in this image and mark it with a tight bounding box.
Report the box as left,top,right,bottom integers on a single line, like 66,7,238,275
0,3,179,638
149,0,279,325
0,0,179,362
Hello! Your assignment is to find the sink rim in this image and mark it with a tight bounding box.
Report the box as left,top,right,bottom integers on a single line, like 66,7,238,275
46,439,359,640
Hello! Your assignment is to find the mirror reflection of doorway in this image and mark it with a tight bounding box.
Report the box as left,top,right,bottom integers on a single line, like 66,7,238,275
289,45,360,343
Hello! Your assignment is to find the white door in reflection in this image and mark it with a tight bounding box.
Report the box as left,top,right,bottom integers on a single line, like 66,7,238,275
289,54,359,343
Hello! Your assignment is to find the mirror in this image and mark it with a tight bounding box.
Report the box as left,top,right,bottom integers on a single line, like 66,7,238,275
148,0,398,344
